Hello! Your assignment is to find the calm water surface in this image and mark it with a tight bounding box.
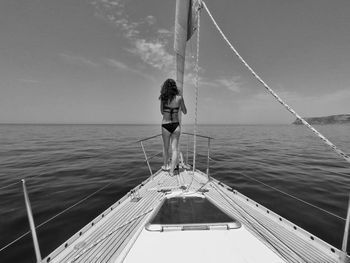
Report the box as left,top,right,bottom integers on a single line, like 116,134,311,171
0,124,350,262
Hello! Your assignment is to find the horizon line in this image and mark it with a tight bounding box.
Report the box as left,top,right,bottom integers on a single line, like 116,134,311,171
0,122,291,126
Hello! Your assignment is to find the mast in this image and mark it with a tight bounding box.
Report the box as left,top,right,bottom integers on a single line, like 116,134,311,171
174,0,201,171
174,0,200,95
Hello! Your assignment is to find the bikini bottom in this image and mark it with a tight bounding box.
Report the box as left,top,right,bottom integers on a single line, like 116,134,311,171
162,122,179,134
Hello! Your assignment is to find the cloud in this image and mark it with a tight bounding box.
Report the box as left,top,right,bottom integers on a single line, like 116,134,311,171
216,76,241,93
127,39,174,71
144,15,156,26
104,58,156,82
92,0,175,76
157,28,172,39
201,75,242,93
92,0,142,40
59,53,100,68
104,58,129,70
113,18,140,38
92,0,124,10
58,51,154,81
92,0,205,86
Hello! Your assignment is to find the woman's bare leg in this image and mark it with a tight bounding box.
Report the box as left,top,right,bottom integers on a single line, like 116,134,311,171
170,127,181,174
162,127,171,169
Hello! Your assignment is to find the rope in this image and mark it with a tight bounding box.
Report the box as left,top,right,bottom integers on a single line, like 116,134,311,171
192,3,201,174
0,182,113,253
202,1,350,166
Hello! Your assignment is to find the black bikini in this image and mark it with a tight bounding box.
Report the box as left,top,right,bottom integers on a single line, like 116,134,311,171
162,105,180,133
162,122,179,133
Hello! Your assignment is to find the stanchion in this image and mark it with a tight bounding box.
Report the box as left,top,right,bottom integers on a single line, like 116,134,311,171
22,179,42,263
341,194,350,262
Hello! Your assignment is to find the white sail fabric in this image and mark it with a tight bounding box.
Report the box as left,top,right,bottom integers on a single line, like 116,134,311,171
174,0,200,93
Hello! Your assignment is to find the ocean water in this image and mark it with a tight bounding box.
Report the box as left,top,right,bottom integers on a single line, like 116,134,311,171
0,124,350,262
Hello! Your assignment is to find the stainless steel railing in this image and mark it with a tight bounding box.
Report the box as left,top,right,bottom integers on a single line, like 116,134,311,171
137,132,214,179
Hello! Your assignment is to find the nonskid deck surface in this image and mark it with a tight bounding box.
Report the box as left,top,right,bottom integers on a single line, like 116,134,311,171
43,169,343,263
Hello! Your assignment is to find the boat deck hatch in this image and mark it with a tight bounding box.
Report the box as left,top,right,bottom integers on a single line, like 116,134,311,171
146,197,241,231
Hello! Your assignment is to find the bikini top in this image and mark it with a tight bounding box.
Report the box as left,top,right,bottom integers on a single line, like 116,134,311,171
163,105,180,121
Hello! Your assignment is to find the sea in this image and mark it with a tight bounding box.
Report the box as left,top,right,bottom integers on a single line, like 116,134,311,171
0,124,349,263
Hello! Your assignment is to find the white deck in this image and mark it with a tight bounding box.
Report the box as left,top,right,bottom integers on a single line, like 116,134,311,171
42,169,346,263
122,223,284,263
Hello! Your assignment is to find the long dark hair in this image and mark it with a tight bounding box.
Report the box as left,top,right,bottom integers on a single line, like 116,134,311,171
159,78,179,104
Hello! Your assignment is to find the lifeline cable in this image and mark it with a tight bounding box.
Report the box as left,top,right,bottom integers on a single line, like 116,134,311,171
0,182,113,253
0,180,21,191
0,138,144,192
202,1,350,165
238,171,346,221
204,154,346,220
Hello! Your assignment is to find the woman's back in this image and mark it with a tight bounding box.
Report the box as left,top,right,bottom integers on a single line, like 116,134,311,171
161,95,187,123
162,95,182,123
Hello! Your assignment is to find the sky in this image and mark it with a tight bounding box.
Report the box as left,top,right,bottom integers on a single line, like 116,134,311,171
1,0,350,124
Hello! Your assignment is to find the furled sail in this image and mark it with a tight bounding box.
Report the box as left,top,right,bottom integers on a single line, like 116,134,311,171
174,0,201,94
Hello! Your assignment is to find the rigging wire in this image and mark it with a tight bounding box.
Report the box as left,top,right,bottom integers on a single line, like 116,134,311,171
192,2,201,174
202,1,350,166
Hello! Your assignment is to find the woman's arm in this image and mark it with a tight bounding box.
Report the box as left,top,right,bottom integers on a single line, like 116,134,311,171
160,100,164,115
180,96,187,114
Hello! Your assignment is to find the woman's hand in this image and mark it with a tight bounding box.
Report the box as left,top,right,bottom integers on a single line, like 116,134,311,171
181,96,187,114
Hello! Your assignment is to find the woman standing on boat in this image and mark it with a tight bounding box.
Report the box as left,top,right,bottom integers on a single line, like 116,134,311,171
159,78,187,176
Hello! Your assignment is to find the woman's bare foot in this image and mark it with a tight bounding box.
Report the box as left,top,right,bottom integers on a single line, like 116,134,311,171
162,165,170,171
